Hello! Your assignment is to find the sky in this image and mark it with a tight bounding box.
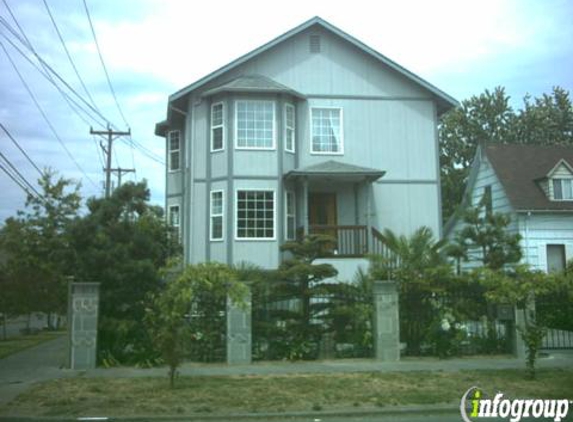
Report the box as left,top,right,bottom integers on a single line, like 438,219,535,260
0,0,572,223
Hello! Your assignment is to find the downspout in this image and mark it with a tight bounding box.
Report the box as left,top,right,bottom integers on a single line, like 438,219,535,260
524,211,531,266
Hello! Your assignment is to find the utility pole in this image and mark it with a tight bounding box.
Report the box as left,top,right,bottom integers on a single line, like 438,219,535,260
110,168,135,188
90,126,131,198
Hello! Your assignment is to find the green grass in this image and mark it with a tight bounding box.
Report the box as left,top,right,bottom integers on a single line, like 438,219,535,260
1,368,572,417
0,331,64,359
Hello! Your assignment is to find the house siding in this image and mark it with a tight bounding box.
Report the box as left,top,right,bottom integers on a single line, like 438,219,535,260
162,20,450,269
517,213,573,271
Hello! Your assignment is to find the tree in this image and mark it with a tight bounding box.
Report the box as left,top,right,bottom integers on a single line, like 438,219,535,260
369,226,451,286
69,181,180,364
440,86,573,222
276,235,338,359
145,261,247,388
456,204,522,270
0,169,81,328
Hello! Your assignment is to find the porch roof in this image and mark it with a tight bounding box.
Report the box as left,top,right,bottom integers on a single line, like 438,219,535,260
284,160,385,182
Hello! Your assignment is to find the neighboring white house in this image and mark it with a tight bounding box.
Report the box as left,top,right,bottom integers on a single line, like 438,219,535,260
445,144,573,273
155,16,457,271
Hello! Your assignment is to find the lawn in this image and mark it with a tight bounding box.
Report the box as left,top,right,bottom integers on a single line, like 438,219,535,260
1,368,572,417
0,331,65,359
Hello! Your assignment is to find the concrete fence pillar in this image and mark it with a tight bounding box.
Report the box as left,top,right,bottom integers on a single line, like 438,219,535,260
373,280,400,361
226,287,252,365
68,282,100,370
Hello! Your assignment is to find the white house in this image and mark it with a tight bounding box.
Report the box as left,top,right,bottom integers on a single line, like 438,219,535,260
155,16,457,271
445,144,573,272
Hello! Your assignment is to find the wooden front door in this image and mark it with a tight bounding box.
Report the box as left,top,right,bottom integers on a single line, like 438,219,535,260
309,193,337,226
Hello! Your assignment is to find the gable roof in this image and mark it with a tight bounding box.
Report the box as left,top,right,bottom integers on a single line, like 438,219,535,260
168,16,457,113
485,144,573,212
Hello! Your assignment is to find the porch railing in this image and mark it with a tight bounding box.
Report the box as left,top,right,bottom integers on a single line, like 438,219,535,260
306,225,369,257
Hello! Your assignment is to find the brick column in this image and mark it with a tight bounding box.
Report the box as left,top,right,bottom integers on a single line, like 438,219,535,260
68,282,100,370
373,280,400,361
226,288,252,365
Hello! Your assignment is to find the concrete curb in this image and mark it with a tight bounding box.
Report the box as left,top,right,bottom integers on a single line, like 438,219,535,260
0,403,460,422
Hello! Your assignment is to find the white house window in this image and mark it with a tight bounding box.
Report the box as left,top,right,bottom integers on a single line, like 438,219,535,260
211,102,225,152
547,244,566,273
311,107,343,154
168,130,181,171
210,190,224,240
285,191,296,240
285,104,295,153
236,101,275,149
169,205,180,227
553,178,573,200
236,190,275,239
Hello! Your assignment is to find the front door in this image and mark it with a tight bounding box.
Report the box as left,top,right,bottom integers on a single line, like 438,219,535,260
309,192,337,226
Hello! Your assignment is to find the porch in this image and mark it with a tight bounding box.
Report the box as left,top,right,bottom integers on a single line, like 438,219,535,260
298,225,389,258
285,160,388,258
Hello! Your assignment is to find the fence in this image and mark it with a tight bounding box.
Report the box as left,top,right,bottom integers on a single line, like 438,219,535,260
186,291,226,362
252,281,373,361
399,285,512,357
536,290,573,350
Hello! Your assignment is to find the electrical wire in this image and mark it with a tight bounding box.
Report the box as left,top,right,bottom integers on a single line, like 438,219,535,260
0,121,42,176
41,0,100,113
82,0,129,128
0,40,98,189
0,152,42,198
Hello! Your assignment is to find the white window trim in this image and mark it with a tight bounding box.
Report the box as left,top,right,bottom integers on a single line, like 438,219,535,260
285,190,296,240
210,102,225,153
284,103,295,153
167,130,181,172
551,177,573,201
168,204,180,228
234,100,276,151
309,106,344,155
210,190,224,241
235,189,276,241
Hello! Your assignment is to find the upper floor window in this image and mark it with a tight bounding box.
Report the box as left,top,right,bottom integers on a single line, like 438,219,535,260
211,102,225,152
553,178,573,200
311,107,343,154
284,104,295,153
168,130,181,171
236,100,275,149
236,190,275,239
483,185,493,215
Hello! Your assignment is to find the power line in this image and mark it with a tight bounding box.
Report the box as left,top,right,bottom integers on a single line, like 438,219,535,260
0,151,42,198
0,162,36,198
0,18,109,128
0,121,42,176
0,10,165,170
0,40,98,189
82,0,129,129
41,0,100,113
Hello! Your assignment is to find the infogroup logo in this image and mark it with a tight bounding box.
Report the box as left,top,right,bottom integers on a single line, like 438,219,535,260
460,386,571,422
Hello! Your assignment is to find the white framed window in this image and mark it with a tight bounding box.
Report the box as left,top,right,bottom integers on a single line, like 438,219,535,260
285,191,296,240
236,190,275,240
168,130,181,171
168,205,180,227
311,107,343,154
235,100,275,149
284,104,295,153
210,190,224,241
211,102,225,152
553,178,573,200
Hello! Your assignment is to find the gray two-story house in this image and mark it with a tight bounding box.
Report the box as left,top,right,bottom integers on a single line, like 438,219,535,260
155,16,457,271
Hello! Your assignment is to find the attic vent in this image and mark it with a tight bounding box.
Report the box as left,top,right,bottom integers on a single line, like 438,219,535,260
309,34,321,53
